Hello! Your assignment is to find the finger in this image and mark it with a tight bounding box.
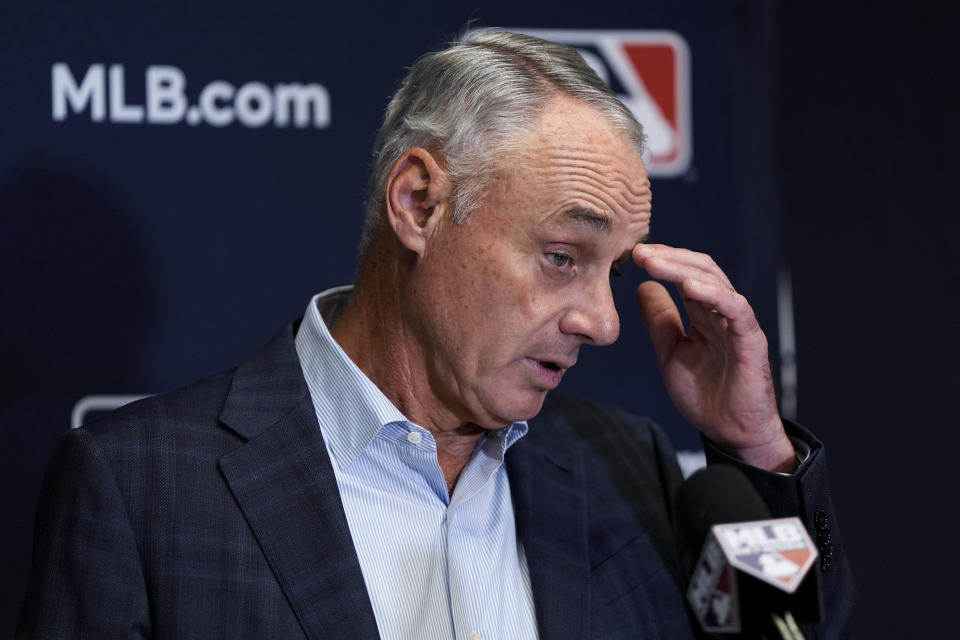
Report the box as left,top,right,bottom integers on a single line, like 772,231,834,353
679,278,761,338
683,294,728,333
634,244,728,275
641,256,735,299
635,281,685,365
633,244,734,290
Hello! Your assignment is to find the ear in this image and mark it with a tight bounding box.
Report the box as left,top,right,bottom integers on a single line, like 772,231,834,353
384,148,453,255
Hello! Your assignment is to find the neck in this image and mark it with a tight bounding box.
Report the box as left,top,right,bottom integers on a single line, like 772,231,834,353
330,237,486,490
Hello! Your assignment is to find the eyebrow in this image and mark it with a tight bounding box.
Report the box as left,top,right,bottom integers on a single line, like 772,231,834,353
557,207,612,234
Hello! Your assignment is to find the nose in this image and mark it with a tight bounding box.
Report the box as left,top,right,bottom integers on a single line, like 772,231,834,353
559,278,620,346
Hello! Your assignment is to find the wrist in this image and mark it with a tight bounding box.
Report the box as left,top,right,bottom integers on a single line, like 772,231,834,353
727,421,797,472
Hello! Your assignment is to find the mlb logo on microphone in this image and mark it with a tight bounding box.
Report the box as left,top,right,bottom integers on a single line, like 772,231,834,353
714,518,818,593
687,536,741,632
502,28,692,177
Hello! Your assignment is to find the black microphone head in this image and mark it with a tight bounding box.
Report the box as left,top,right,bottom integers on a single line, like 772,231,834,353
674,465,772,554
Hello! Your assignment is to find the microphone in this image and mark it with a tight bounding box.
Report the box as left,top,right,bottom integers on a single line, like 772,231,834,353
675,465,823,638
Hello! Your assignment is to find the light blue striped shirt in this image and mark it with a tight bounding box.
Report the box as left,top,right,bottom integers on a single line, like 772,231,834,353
295,287,539,640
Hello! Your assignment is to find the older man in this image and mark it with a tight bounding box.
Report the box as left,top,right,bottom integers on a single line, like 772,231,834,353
19,32,852,639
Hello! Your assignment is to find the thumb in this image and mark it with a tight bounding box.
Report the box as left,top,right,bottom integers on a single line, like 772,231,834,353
636,281,684,365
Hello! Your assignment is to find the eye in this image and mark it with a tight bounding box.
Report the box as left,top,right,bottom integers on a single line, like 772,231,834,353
548,252,572,268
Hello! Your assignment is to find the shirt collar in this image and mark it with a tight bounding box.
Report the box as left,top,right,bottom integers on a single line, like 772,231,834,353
294,286,528,468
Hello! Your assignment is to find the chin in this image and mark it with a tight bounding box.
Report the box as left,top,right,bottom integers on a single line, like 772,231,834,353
484,389,548,425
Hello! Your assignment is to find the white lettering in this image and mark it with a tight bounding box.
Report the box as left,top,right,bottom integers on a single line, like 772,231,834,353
274,83,330,128
718,521,809,554
721,528,760,551
771,523,802,542
234,82,273,127
146,66,187,124
199,81,235,127
689,540,725,608
108,64,144,123
52,63,105,121
52,64,331,130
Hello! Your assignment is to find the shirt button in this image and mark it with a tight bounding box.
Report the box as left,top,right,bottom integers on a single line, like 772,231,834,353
406,431,422,444
469,634,483,640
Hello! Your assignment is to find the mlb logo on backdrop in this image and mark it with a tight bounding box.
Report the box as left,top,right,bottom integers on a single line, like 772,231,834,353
507,29,692,177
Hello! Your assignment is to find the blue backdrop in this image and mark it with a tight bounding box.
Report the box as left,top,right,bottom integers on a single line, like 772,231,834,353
2,1,956,636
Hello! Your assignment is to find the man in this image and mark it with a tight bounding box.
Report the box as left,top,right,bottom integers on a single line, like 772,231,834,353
19,32,852,638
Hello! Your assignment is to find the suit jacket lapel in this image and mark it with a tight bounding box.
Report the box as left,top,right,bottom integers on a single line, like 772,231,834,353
217,324,379,640
508,402,590,640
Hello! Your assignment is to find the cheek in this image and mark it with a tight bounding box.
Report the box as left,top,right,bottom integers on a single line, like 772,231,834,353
490,247,575,325
456,272,536,367
418,236,551,360
447,243,527,306
413,255,502,361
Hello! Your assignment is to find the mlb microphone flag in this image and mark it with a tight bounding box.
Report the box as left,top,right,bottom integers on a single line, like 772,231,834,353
687,517,819,634
714,518,818,593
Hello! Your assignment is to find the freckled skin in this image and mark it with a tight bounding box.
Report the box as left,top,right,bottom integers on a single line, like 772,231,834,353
404,96,651,429
335,95,792,486
332,95,654,489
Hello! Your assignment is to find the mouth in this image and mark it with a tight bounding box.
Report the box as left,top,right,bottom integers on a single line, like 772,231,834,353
524,357,574,389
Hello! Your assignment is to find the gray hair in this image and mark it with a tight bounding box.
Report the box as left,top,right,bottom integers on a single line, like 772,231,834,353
361,30,645,250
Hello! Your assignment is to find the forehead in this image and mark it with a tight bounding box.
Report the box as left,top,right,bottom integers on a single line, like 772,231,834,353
504,96,652,241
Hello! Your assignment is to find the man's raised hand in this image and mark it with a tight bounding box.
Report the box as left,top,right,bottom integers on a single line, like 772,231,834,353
632,243,796,472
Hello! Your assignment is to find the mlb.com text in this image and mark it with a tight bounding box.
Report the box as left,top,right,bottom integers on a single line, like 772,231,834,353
52,63,330,129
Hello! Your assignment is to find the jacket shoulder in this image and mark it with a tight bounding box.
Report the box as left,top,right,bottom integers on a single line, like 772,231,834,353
74,368,240,462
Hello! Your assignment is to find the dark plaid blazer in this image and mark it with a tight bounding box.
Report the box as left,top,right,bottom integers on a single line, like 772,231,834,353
18,323,853,639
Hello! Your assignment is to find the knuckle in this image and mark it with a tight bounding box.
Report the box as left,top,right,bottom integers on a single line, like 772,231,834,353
693,251,713,268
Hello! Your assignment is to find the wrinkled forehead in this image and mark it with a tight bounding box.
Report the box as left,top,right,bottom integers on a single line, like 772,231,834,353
514,97,648,182
524,110,651,213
